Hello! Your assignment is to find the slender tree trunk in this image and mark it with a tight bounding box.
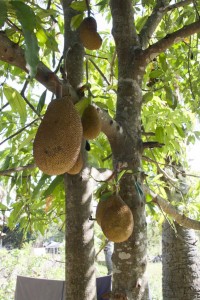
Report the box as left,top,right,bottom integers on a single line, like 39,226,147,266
65,169,96,300
162,221,200,300
61,1,96,299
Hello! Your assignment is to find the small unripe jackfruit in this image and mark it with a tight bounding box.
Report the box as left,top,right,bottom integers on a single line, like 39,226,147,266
79,17,102,50
80,16,97,32
100,195,134,243
81,105,101,140
33,96,83,175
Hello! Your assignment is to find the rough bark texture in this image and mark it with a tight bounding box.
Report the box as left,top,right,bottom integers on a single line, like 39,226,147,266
65,169,96,300
162,221,200,300
109,1,149,299
61,1,96,300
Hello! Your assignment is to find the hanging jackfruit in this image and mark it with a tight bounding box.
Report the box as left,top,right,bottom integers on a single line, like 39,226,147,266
81,105,101,140
79,16,102,50
100,195,134,243
33,96,83,175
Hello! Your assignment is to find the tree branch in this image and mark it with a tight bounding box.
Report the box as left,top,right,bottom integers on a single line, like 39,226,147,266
0,164,36,176
139,0,170,49
96,105,124,153
142,141,165,150
139,0,193,49
144,186,200,230
143,20,200,63
0,31,62,94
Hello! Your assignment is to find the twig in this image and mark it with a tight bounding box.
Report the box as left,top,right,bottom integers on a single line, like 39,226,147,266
0,164,36,176
142,141,165,149
144,185,200,230
20,79,42,117
142,155,200,178
0,102,9,112
0,118,40,146
89,58,111,86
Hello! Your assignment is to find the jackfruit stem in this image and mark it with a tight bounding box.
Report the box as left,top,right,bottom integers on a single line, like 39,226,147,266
85,0,91,17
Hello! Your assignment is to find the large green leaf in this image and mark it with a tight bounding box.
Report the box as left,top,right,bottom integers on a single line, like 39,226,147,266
36,90,47,115
0,0,7,28
43,176,64,198
23,30,39,78
3,84,27,123
11,1,36,31
11,1,39,77
70,1,87,12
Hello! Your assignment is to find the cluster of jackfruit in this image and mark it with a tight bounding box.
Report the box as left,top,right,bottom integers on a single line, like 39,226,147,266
33,97,101,176
79,16,102,50
96,194,134,243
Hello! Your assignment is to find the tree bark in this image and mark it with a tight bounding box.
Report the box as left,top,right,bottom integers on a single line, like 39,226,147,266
65,169,96,300
162,221,200,300
109,1,149,299
61,1,96,299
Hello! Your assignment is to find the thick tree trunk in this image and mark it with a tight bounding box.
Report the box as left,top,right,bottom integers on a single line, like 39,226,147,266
162,220,200,300
61,1,96,299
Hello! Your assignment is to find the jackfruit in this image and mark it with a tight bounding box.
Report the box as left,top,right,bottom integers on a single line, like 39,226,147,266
33,96,83,175
80,16,97,32
96,195,112,226
67,152,83,175
100,195,134,243
81,105,101,139
79,17,102,50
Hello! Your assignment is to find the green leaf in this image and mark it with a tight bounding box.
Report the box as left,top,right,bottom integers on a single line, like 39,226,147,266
75,97,90,116
23,30,39,78
159,54,168,72
32,174,50,200
3,84,27,123
143,92,153,103
11,1,39,77
43,176,63,198
0,0,7,28
155,126,165,143
164,86,177,109
2,155,11,170
36,90,47,114
71,14,83,31
174,124,185,138
136,15,148,32
18,132,35,150
0,202,8,211
149,69,163,78
70,1,87,12
11,1,36,31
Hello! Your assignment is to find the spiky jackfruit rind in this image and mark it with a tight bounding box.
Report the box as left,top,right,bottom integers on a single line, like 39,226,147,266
81,105,102,140
101,195,134,243
96,195,113,226
33,96,83,175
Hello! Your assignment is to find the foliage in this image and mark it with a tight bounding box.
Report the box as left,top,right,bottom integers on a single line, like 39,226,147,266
0,0,199,274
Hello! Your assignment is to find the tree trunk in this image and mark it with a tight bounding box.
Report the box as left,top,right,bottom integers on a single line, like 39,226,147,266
109,1,149,299
61,1,96,299
162,220,200,300
65,169,96,300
